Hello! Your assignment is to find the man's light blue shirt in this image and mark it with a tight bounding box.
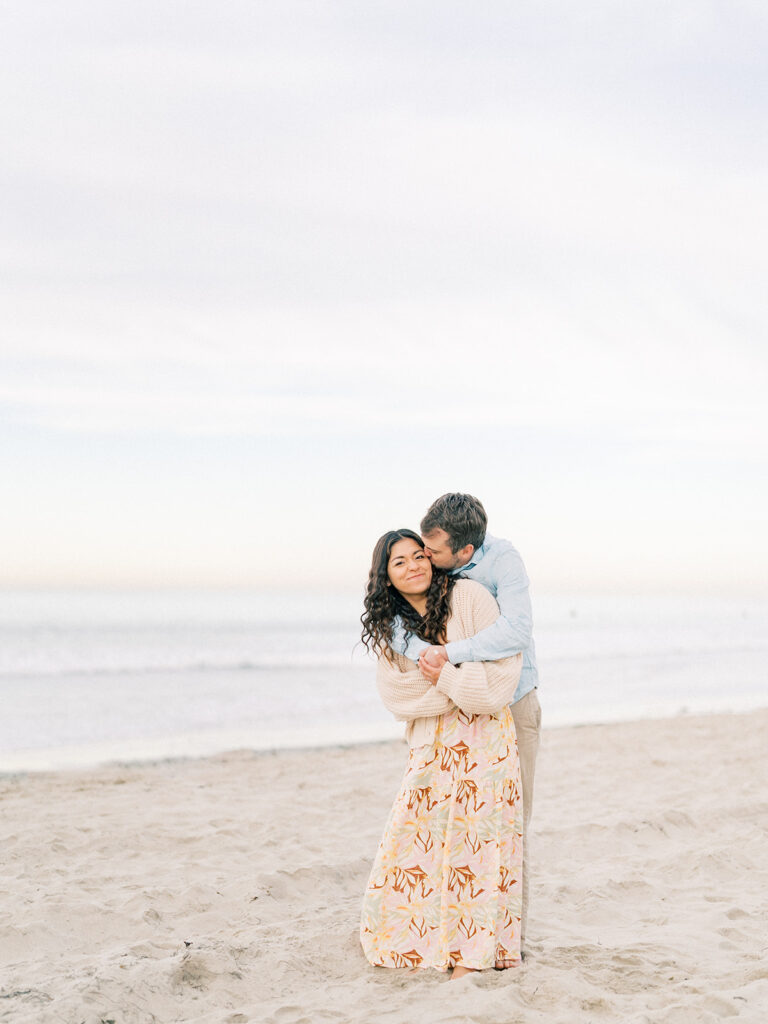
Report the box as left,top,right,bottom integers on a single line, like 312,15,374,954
390,534,539,705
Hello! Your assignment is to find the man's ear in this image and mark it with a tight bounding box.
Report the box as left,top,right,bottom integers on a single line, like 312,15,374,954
458,544,475,564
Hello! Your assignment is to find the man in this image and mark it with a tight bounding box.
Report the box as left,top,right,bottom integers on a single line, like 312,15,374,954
390,492,541,955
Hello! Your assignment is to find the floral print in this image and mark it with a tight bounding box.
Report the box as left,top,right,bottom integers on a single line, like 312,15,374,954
361,703,523,971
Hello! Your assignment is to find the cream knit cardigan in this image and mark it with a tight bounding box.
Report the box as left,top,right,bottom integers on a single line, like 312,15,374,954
376,579,523,748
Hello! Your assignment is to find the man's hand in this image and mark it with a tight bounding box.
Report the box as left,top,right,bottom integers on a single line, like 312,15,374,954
418,645,449,686
422,645,449,668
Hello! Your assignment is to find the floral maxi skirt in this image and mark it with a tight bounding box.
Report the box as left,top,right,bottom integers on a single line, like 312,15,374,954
360,705,523,971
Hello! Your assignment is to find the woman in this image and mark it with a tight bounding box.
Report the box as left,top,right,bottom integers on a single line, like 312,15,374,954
359,529,524,977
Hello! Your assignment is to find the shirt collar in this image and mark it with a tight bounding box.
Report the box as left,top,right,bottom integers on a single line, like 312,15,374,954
451,536,488,575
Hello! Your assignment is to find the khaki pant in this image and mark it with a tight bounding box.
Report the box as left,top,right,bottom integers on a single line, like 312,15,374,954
510,688,541,948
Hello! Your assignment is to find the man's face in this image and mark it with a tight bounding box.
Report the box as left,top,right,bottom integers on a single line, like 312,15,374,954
421,528,473,571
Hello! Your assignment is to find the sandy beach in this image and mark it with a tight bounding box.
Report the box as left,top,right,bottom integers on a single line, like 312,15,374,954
2,708,767,1024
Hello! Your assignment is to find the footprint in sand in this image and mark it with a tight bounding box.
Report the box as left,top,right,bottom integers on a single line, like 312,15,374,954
271,1007,312,1024
170,952,216,992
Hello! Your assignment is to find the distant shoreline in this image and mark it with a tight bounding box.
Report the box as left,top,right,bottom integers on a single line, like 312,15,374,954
3,700,767,776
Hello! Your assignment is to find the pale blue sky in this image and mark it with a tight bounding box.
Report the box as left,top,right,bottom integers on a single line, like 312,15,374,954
3,2,767,592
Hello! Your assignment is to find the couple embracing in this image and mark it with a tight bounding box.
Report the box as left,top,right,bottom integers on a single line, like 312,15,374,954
359,493,541,978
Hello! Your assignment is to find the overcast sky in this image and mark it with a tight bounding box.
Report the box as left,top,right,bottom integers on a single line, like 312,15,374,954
3,1,767,592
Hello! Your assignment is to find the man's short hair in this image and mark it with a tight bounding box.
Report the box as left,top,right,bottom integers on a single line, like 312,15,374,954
420,493,487,554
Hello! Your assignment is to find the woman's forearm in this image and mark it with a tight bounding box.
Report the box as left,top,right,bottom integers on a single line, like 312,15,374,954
376,659,455,722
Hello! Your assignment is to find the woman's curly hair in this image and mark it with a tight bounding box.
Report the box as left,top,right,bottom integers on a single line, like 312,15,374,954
360,528,458,661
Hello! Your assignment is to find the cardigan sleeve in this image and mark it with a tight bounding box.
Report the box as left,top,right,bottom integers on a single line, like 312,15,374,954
376,651,455,722
435,581,523,715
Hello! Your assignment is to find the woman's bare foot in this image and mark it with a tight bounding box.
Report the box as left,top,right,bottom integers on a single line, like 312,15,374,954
494,958,519,970
451,965,477,980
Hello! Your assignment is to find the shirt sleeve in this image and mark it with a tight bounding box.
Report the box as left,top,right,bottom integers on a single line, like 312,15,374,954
444,547,533,663
389,615,431,662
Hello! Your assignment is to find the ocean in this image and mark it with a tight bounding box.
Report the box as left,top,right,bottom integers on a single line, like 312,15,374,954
1,588,766,771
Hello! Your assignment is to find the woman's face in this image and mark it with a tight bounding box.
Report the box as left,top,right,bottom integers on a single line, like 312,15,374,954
387,538,432,598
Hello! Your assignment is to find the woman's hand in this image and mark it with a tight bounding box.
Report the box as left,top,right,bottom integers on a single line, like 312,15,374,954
418,651,443,686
